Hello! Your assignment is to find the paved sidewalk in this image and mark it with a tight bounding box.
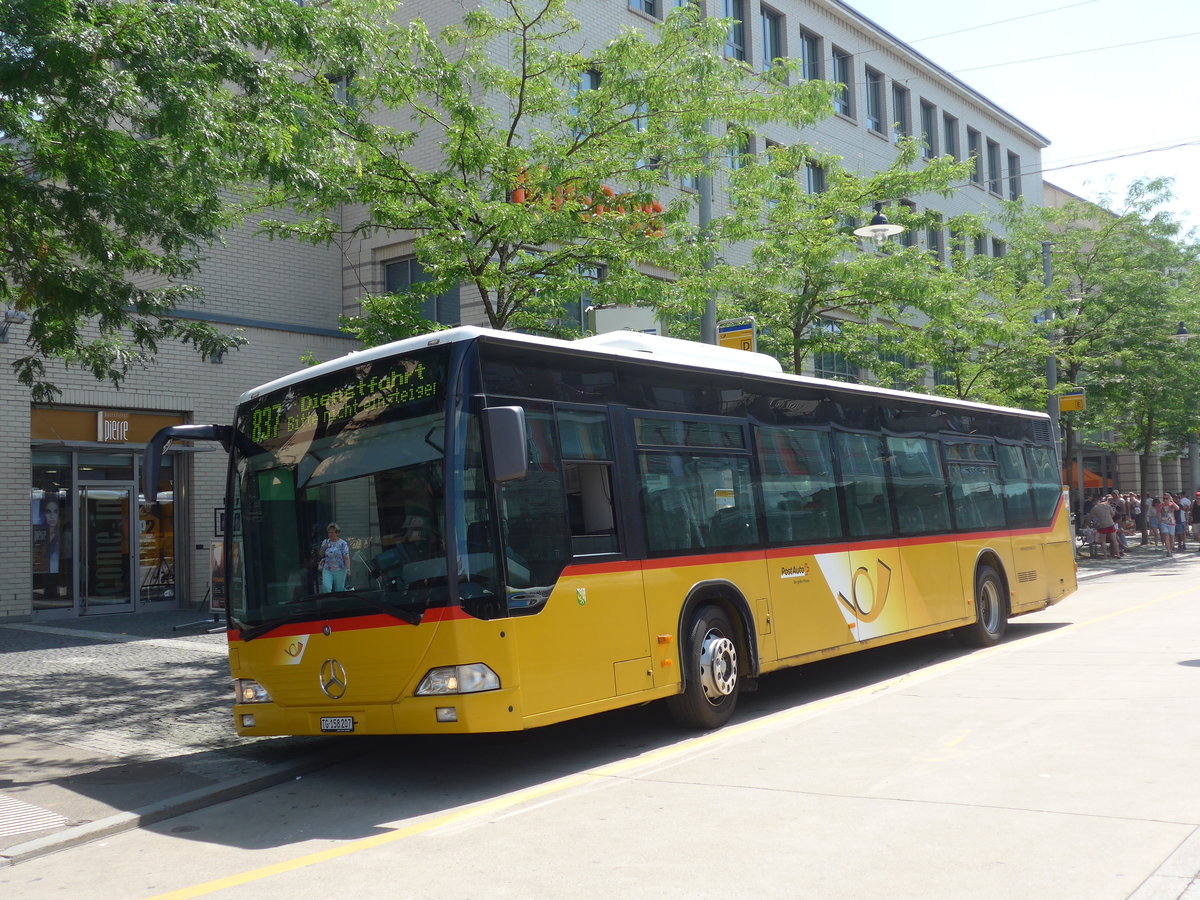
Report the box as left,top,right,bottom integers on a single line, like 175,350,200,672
0,609,349,867
0,541,1183,867
1074,532,1200,579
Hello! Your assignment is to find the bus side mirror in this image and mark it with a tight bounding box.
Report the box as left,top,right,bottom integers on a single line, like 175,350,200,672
482,406,527,482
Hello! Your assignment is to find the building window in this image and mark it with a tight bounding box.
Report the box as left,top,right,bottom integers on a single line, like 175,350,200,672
974,232,987,256
805,162,825,194
385,257,461,326
967,128,983,184
919,101,936,158
865,68,885,133
727,127,751,171
555,265,604,332
942,113,959,160
814,318,858,382
986,139,1002,194
898,199,916,247
991,237,1006,258
799,30,821,80
724,0,746,61
927,215,943,263
892,83,910,143
831,47,853,117
629,0,657,15
1007,151,1022,200
569,69,601,139
760,7,783,72
327,73,354,108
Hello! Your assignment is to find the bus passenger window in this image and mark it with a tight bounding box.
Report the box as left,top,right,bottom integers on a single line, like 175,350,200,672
945,441,1004,530
755,426,842,543
558,409,619,557
834,432,894,539
885,436,951,535
638,453,757,554
565,462,618,555
996,444,1036,527
1026,446,1062,523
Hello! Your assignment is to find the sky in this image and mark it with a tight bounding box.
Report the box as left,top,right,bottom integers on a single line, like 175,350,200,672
843,0,1200,238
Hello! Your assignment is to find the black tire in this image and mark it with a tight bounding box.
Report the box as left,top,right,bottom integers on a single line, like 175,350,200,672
956,564,1007,647
667,604,740,729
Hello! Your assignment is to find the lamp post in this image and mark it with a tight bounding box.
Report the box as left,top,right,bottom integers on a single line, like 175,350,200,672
1171,322,1199,493
853,202,905,246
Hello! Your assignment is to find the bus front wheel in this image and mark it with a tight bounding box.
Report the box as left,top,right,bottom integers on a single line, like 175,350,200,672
667,604,740,729
956,564,1007,647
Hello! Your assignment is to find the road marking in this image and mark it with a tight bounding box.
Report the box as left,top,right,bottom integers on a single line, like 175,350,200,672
146,581,1200,900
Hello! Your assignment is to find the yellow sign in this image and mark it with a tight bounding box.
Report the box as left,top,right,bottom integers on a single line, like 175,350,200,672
1059,392,1086,412
718,323,755,352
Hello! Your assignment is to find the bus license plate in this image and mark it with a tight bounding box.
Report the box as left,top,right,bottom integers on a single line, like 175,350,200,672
320,716,355,733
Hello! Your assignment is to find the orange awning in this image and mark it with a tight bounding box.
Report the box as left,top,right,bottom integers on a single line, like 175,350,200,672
1064,464,1109,489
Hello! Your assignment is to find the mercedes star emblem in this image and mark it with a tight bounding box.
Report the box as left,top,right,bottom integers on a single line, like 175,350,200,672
319,658,348,700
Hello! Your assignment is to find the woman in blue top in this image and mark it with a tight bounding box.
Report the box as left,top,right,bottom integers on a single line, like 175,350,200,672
319,523,351,592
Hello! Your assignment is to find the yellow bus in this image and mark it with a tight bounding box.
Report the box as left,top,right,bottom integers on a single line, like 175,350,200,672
145,327,1076,735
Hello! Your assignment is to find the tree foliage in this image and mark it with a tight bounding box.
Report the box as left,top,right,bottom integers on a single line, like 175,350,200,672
990,177,1200,480
686,137,980,376
263,0,838,342
1,0,376,400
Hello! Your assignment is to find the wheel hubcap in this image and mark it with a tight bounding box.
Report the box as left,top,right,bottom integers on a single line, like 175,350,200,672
980,580,999,631
699,629,738,704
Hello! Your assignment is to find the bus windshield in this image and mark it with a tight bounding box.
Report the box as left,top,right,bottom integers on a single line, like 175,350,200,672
229,346,497,635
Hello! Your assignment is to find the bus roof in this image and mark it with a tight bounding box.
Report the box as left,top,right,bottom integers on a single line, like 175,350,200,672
237,326,1049,422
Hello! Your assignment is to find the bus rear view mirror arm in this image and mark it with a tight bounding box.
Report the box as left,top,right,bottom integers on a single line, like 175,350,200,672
143,424,239,499
482,406,527,482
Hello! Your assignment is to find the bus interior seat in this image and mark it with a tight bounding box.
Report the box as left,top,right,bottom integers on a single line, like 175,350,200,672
645,488,703,551
709,505,755,547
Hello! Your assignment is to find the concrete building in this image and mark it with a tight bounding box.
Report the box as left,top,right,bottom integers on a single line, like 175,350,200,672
1,0,1050,620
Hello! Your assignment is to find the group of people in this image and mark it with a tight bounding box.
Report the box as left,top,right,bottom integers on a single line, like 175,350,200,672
1083,490,1200,558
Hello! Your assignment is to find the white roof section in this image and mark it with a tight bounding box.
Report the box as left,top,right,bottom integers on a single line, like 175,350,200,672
239,326,1046,421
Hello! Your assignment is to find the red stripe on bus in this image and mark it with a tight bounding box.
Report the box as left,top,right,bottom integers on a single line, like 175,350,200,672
227,607,473,642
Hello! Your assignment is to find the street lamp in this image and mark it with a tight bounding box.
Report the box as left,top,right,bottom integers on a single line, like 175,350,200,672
0,309,28,343
853,203,905,246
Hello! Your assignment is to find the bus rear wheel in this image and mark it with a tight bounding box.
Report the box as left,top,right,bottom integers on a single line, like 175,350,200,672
956,564,1007,647
667,604,740,729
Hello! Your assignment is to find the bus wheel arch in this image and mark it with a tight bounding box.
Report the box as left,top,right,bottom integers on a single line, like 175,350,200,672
956,553,1009,647
667,582,756,730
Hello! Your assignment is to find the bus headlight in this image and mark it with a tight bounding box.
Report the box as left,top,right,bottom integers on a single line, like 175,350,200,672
235,679,272,704
416,664,500,695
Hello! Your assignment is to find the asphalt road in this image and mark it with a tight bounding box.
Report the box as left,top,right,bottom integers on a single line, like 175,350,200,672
4,556,1200,900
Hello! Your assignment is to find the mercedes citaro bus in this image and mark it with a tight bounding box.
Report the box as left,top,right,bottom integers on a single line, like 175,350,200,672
144,327,1076,736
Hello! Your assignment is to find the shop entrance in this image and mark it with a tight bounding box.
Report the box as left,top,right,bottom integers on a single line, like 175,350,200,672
79,483,135,614
32,447,179,616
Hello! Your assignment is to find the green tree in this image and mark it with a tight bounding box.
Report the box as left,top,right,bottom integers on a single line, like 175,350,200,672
1,0,376,400
263,0,837,343
993,178,1200,488
683,138,981,378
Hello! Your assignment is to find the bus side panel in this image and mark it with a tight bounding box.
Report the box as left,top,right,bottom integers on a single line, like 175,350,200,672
1014,496,1077,613
642,555,772,677
768,545,911,660
509,566,652,718
955,536,1016,613
768,548,854,659
896,540,966,629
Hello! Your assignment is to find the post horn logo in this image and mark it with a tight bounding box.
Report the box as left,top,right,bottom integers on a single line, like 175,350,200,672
319,658,348,700
836,560,892,624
